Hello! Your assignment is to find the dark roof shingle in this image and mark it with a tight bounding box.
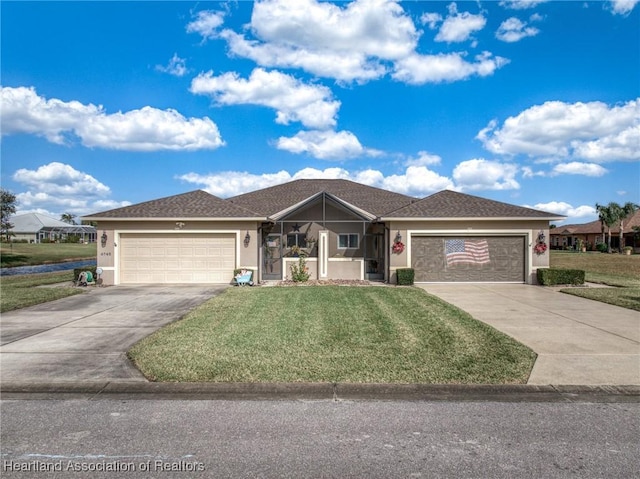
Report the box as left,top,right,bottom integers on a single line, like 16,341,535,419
383,190,562,219
227,179,413,217
84,190,261,219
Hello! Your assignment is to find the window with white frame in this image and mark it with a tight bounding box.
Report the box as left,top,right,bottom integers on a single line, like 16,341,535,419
338,233,359,249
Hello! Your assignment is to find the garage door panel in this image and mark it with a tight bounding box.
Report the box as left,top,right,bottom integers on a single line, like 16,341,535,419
412,236,525,283
120,233,236,284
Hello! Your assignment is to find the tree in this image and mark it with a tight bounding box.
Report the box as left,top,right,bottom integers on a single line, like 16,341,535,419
618,202,639,251
60,213,77,225
595,203,617,253
596,202,639,253
1,188,17,242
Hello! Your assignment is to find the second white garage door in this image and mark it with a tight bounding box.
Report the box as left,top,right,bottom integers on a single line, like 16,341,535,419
120,233,236,284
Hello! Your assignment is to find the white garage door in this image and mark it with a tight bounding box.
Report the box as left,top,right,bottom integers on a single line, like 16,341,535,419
120,233,236,284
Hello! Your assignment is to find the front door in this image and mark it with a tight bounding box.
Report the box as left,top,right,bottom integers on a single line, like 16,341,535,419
262,234,282,280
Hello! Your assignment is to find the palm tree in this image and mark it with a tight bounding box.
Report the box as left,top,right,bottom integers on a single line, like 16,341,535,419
595,203,617,253
618,202,639,251
596,202,639,253
60,213,77,225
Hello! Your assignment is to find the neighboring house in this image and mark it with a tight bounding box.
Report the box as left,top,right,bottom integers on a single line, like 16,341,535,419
82,179,563,286
550,210,640,251
9,213,97,243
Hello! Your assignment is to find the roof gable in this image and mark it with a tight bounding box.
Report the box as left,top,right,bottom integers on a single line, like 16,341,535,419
84,190,261,219
228,179,413,217
383,190,563,219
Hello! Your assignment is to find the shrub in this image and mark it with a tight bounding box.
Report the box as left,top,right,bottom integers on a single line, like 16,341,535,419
290,255,310,282
537,268,585,286
396,268,415,286
596,243,608,253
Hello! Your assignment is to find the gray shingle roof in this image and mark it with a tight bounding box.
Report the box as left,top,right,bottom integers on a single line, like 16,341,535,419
84,190,262,219
83,182,564,221
383,190,562,219
227,179,413,217
10,213,81,232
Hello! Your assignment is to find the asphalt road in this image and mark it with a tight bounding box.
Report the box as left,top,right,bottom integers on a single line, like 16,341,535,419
2,399,638,478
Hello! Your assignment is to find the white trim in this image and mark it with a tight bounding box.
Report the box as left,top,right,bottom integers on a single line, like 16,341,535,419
382,216,564,222
114,229,240,285
85,216,265,222
319,230,329,278
407,229,533,284
337,233,359,249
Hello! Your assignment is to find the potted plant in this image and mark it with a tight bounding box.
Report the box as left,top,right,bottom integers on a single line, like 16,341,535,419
623,246,633,255
577,239,586,253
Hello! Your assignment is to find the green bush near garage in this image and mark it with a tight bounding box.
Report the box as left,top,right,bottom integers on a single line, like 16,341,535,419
396,268,415,286
537,268,585,286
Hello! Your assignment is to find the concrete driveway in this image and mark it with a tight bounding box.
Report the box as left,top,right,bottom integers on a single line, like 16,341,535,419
420,284,640,385
0,284,226,383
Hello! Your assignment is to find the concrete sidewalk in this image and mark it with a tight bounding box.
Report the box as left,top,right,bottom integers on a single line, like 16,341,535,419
419,284,640,385
0,284,226,383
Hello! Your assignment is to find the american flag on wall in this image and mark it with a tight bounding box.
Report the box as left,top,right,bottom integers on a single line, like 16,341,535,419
444,239,491,266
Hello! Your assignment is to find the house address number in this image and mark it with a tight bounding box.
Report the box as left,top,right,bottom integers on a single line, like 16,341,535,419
100,252,112,256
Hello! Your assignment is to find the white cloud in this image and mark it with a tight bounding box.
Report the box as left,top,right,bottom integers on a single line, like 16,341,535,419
420,12,442,29
530,201,596,223
452,159,520,191
499,1,549,10
210,0,505,85
392,51,509,84
496,17,540,42
434,3,487,43
179,165,453,198
551,162,608,177
1,86,225,151
13,162,110,197
156,53,188,77
11,162,130,217
610,0,639,15
276,130,381,160
381,166,454,195
405,151,442,167
217,0,417,83
477,99,640,162
190,68,340,130
186,10,225,40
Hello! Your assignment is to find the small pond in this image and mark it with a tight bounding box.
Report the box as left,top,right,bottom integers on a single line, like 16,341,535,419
0,260,97,277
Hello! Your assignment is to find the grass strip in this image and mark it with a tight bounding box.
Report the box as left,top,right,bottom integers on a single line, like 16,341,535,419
129,286,536,384
0,271,82,312
559,287,640,312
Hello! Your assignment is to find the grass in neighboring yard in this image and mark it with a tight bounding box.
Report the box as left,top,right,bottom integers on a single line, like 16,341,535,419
128,286,536,384
0,271,83,312
0,242,96,268
550,251,640,311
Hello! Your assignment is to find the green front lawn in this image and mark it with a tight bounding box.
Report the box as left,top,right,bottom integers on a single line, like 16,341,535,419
550,251,640,311
128,286,536,384
0,242,96,268
0,271,83,312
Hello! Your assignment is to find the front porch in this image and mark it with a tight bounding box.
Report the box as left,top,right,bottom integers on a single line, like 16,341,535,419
259,192,388,282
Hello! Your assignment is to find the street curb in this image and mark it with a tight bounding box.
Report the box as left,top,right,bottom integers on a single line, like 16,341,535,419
1,382,638,402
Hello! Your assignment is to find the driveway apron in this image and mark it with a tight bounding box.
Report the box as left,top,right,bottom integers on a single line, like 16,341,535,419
0,284,226,383
420,284,640,385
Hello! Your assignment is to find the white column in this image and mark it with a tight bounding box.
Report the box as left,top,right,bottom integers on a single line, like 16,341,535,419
319,230,329,278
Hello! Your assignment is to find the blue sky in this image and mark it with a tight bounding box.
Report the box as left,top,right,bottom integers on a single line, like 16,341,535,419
1,0,638,225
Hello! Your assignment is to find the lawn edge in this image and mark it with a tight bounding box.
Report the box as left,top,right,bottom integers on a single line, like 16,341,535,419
1,381,638,403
